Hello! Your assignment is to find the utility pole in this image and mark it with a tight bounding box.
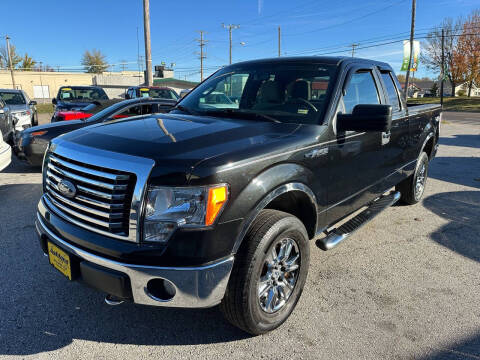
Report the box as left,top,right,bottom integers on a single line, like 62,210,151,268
5,36,16,89
404,0,416,101
440,28,445,107
350,43,359,57
143,0,153,86
196,31,207,81
222,24,240,64
278,26,281,57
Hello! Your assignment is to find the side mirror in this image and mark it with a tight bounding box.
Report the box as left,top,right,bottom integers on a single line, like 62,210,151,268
52,98,57,105
29,100,37,106
337,104,392,132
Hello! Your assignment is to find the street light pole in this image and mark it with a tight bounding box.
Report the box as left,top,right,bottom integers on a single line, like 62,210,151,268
278,26,281,57
143,0,153,86
440,29,445,107
5,36,16,89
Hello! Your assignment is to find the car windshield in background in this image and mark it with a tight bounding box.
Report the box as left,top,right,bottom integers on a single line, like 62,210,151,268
179,63,336,124
0,91,26,105
84,101,127,122
140,88,178,100
59,87,108,101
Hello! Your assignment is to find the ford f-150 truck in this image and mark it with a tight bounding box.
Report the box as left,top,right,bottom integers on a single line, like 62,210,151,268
36,57,441,335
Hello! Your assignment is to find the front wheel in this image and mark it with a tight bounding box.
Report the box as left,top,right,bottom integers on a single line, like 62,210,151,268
396,152,429,205
220,209,310,335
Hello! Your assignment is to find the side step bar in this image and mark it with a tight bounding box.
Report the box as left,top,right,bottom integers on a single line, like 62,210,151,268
316,191,401,251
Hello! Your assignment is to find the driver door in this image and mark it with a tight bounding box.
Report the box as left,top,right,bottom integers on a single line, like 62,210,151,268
325,68,388,224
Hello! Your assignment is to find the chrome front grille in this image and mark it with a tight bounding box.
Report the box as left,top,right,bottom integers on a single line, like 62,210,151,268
44,153,136,239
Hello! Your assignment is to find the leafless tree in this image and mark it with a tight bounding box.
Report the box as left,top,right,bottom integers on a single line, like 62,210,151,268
421,18,464,96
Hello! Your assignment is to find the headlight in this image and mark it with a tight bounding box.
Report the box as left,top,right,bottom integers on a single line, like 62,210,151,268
16,110,31,117
143,184,229,243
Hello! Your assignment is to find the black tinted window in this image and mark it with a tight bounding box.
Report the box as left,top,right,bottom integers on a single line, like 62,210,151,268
180,63,337,125
381,72,401,112
343,71,380,114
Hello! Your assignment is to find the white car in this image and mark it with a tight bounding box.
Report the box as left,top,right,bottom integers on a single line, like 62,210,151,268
0,129,12,171
0,89,38,131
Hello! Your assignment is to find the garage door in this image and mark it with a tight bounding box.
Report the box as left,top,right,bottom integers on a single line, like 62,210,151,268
33,85,50,99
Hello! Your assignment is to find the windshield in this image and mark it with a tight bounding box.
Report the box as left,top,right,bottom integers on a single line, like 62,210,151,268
178,62,337,124
84,101,128,122
0,91,26,105
140,88,178,100
58,87,108,102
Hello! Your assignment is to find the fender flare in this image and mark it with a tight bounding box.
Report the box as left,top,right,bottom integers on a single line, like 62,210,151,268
232,182,317,253
419,131,435,157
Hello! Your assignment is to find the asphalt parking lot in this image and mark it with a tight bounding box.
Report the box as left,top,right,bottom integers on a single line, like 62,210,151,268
0,112,479,359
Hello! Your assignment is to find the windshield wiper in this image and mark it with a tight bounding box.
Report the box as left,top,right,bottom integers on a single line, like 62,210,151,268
172,104,196,115
203,109,281,123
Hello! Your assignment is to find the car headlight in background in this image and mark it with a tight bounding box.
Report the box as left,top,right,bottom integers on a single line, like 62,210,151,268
15,110,31,117
143,184,229,243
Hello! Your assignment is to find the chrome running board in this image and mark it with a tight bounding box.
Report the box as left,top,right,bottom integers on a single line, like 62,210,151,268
316,191,401,251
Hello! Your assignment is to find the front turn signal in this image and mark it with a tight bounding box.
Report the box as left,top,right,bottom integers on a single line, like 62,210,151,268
205,185,228,226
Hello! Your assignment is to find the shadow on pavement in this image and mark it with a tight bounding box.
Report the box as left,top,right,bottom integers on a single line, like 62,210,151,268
439,134,480,149
429,157,480,189
1,157,41,174
423,190,480,263
421,191,480,358
421,331,480,359
0,184,249,356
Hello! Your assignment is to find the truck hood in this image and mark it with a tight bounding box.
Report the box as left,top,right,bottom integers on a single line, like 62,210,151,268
59,113,301,173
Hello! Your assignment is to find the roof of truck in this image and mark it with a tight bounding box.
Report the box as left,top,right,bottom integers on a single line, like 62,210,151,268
232,56,391,68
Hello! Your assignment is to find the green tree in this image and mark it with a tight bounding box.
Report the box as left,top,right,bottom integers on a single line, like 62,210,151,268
0,44,22,69
20,54,36,70
81,49,109,73
430,82,439,96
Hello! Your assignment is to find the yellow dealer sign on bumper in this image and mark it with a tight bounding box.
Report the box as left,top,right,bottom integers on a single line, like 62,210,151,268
47,242,72,280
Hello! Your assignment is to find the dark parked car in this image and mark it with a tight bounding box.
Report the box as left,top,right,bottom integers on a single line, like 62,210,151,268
16,98,169,166
52,86,109,114
36,57,441,335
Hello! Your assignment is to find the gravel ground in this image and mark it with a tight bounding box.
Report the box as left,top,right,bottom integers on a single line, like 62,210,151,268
0,112,479,359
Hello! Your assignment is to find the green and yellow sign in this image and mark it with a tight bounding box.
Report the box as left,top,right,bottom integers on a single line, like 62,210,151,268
401,40,420,72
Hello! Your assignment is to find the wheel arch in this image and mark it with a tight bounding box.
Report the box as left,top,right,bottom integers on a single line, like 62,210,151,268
232,181,318,253
420,132,435,160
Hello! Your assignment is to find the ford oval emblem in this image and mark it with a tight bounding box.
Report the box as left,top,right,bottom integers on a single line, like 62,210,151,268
58,179,76,198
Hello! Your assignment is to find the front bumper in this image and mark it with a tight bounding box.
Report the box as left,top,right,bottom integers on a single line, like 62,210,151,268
36,213,234,308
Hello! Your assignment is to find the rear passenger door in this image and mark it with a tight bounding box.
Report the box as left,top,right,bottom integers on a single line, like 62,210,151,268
378,69,410,187
325,68,388,224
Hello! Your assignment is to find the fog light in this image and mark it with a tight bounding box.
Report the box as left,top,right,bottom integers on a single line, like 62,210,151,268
146,278,176,301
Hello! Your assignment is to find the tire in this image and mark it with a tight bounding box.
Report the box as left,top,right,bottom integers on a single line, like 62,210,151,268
220,209,310,335
32,113,38,126
396,152,429,205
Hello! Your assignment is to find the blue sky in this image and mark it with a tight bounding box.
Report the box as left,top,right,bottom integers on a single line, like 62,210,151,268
2,0,479,81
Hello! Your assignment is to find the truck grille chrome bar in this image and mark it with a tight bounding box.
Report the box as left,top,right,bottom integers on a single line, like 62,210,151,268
44,152,135,239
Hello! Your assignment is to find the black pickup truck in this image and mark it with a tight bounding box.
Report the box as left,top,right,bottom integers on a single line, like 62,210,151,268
36,57,441,335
